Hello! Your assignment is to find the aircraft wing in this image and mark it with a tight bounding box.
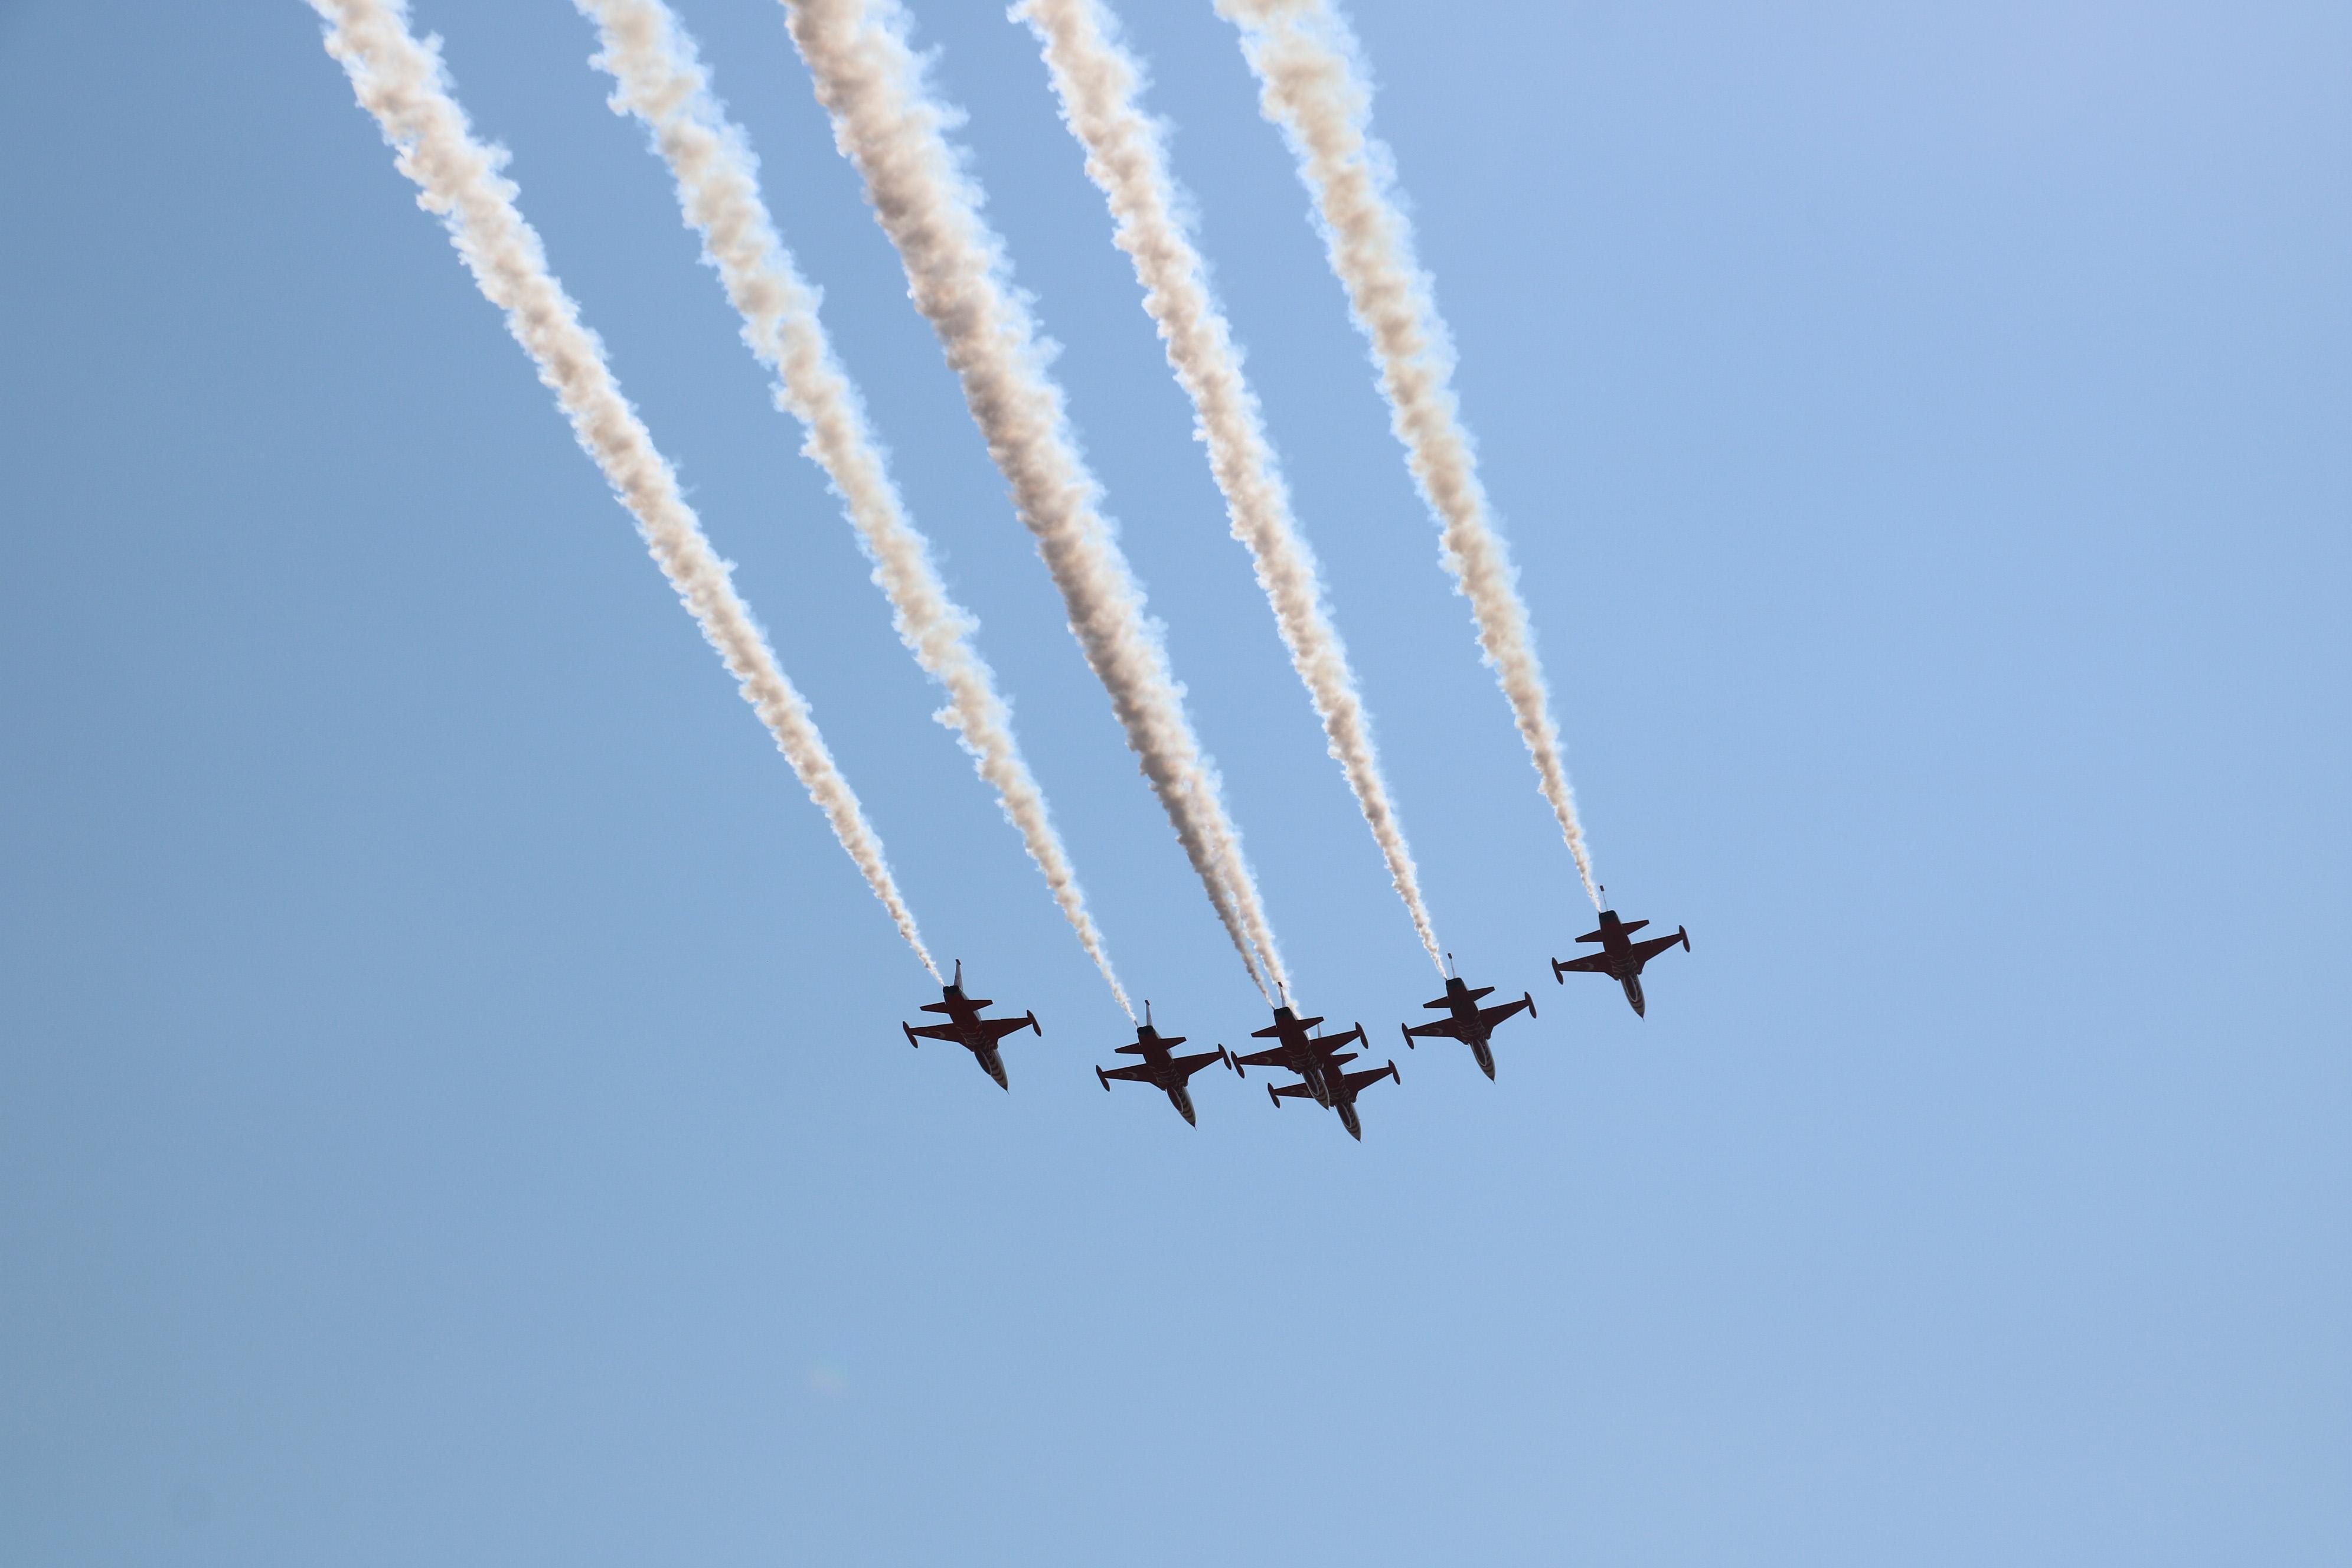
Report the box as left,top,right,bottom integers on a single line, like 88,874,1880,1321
906,1022,964,1043
1231,1044,1291,1070
1475,997,1532,1029
1269,1080,1321,1100
1626,932,1687,968
1098,1061,1159,1083
1170,1049,1227,1081
1551,950,1616,975
1339,1064,1397,1094
979,1014,1037,1043
1403,1015,1468,1041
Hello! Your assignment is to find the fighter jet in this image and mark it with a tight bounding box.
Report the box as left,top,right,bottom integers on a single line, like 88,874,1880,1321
900,961,1040,1089
1265,1050,1401,1141
1093,1002,1234,1125
1550,905,1690,1017
1228,1004,1366,1107
1400,960,1536,1079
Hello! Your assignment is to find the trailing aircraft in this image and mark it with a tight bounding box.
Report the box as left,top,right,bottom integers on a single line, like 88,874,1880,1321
901,961,1040,1089
1400,962,1536,1079
1093,1003,1233,1125
1550,905,1690,1017
1265,1050,1400,1141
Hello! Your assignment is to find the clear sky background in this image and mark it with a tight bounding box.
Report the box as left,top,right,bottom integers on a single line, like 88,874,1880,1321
2,1,2344,1563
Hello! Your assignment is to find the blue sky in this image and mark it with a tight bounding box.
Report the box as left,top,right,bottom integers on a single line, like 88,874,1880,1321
1,0,2345,1563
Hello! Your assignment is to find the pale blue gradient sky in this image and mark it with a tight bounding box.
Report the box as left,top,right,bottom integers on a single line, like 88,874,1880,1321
1,1,2344,1563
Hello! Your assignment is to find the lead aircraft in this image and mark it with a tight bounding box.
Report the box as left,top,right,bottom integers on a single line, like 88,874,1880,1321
901,961,1040,1089
1228,1004,1365,1107
1550,905,1690,1017
1401,961,1537,1079
1230,1003,1399,1140
1094,1004,1233,1125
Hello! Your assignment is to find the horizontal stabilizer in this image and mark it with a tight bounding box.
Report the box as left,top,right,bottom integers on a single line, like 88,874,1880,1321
922,995,993,1014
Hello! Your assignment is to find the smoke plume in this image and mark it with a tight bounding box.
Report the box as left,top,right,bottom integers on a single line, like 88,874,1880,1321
579,0,1130,1016
308,0,940,972
1017,0,1444,974
1216,0,1601,904
778,0,1291,995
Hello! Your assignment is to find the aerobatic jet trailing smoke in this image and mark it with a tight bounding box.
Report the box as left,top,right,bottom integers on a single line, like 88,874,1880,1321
1551,906,1691,1018
903,961,1043,1090
1094,1004,1234,1125
1402,961,1537,1080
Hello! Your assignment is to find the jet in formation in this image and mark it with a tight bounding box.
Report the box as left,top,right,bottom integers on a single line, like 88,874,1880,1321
1230,1004,1399,1140
1400,962,1536,1079
1230,1005,1361,1104
1093,1003,1234,1125
1550,905,1690,1017
901,961,1040,1089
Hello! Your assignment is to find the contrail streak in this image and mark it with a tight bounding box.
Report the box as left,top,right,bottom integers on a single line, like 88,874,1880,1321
1216,0,1601,906
1016,0,1443,974
777,0,1291,997
308,0,939,973
577,0,1131,1017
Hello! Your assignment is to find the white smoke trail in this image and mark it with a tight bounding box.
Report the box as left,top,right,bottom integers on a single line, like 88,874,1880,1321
308,0,940,973
777,0,1291,997
1216,0,1601,906
577,0,1131,1018
1015,0,1443,974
